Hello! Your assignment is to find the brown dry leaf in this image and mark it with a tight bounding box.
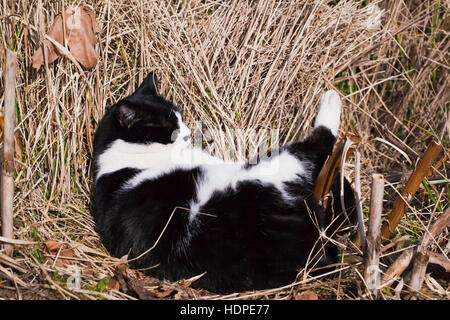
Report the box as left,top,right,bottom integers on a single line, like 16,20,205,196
55,249,76,266
14,134,23,162
294,290,319,300
106,278,120,291
43,241,76,266
153,288,175,298
32,5,102,70
44,240,63,252
81,268,95,276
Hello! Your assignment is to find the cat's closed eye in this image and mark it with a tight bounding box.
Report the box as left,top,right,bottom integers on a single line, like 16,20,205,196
141,114,176,128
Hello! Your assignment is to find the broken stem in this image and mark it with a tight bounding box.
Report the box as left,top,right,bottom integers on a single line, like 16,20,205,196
1,49,18,257
381,247,415,284
313,133,361,208
381,141,443,240
409,207,450,296
364,173,384,299
428,252,450,272
353,150,367,249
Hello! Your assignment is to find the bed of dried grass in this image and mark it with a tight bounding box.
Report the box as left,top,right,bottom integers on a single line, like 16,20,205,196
0,0,448,300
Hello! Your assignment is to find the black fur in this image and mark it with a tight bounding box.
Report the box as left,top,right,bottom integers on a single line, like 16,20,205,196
92,73,356,293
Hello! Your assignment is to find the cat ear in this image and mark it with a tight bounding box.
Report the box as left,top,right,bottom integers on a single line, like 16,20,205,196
115,103,139,128
133,72,159,96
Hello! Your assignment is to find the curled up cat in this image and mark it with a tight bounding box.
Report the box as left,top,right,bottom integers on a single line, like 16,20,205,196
92,73,357,294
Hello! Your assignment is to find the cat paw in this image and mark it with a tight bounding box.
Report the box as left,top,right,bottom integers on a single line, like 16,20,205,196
314,90,341,136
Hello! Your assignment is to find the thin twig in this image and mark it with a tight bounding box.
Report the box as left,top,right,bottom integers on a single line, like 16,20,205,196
353,150,366,249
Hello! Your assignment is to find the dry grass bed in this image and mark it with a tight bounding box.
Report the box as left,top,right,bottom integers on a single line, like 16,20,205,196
0,0,448,300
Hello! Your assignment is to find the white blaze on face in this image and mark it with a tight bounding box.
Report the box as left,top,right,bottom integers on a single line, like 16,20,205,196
174,112,191,145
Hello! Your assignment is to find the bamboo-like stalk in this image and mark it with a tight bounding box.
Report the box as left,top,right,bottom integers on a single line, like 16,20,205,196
428,252,450,272
409,207,450,296
426,150,449,179
313,133,361,208
381,247,414,284
381,141,443,240
1,49,18,257
364,173,384,298
313,140,344,204
408,252,429,298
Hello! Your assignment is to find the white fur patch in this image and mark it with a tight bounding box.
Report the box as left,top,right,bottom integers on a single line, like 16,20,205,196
174,112,191,146
96,139,175,180
121,147,230,189
314,90,342,136
189,151,310,218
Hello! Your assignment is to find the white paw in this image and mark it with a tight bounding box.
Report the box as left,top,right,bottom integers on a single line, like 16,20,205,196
314,90,341,136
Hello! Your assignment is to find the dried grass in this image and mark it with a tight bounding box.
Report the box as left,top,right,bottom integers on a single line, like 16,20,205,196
0,0,448,300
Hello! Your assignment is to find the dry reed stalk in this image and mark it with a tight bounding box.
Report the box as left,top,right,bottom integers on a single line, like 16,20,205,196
427,150,450,179
381,247,414,284
1,49,17,257
313,133,361,207
381,235,410,253
0,251,27,273
409,207,450,296
353,150,367,249
381,141,444,240
0,263,28,288
364,173,384,299
428,252,450,273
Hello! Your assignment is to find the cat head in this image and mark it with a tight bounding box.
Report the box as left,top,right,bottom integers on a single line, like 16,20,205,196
94,72,190,153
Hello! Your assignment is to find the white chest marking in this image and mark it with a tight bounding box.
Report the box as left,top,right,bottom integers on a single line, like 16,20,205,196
95,139,175,180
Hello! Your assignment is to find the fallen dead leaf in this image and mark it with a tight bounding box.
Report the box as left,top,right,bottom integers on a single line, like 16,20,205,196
106,278,120,291
55,249,76,266
42,240,76,266
32,5,102,70
294,290,319,300
113,265,208,300
153,288,175,298
44,240,63,252
81,268,95,276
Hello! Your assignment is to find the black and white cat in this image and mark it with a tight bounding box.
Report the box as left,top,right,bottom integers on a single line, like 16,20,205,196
92,73,356,293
